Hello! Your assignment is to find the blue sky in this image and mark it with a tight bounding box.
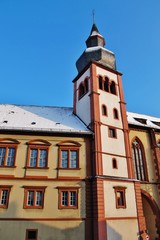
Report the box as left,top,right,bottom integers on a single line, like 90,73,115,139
0,0,160,117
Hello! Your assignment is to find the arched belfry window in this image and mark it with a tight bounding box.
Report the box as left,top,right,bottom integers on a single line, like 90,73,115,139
84,78,89,92
98,76,117,96
98,76,103,90
104,77,109,92
79,83,85,99
78,78,89,99
110,81,116,95
132,138,147,181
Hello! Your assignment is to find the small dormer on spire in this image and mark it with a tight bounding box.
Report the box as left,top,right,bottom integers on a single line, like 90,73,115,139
86,23,105,48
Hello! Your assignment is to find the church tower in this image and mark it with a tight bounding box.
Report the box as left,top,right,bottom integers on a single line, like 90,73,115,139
73,23,146,240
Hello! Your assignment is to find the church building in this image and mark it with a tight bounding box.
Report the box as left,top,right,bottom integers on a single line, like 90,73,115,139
0,23,160,240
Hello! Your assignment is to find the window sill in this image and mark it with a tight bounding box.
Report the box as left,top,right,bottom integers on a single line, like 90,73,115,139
58,168,81,170
59,206,78,209
24,206,43,209
0,205,8,209
0,165,16,168
25,167,49,170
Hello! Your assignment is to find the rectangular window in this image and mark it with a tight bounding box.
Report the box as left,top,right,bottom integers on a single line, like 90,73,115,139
26,229,38,240
114,187,126,209
109,127,117,138
0,146,16,167
24,187,46,209
58,187,79,209
0,186,12,208
60,149,78,169
28,147,48,168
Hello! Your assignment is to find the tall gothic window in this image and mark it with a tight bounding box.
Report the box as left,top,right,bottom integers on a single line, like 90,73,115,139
132,138,147,181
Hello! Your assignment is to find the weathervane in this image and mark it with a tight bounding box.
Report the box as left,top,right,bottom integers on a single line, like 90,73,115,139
92,9,95,23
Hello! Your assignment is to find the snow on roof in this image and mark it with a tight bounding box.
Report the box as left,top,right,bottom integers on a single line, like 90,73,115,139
90,31,104,38
85,46,114,54
0,104,91,134
1,105,159,133
127,111,160,130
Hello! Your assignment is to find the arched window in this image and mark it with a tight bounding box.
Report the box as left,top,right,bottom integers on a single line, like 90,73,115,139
104,77,109,92
113,108,119,119
102,105,107,116
79,83,85,99
110,81,116,95
112,158,118,169
98,76,103,90
132,138,147,181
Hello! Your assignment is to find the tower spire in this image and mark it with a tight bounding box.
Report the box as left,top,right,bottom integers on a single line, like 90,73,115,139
76,22,116,73
86,22,105,48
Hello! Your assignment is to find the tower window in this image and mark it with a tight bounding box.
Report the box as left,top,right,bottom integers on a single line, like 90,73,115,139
110,81,116,95
79,83,85,99
78,78,89,99
104,77,109,92
98,76,117,96
114,187,126,209
84,78,89,92
98,76,103,90
102,105,107,116
109,127,117,138
132,138,147,181
113,108,119,119
112,158,118,169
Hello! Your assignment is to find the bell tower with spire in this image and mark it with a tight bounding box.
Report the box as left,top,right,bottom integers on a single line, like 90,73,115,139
73,23,145,240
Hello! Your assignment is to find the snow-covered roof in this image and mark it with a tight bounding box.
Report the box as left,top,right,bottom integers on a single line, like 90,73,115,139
127,111,160,130
85,46,114,54
0,105,159,134
90,31,104,38
0,104,91,134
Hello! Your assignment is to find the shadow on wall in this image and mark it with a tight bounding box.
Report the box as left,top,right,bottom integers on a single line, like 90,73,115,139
107,224,122,240
0,202,85,240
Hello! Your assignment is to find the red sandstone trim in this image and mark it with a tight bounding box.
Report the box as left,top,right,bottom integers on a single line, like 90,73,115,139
117,74,134,179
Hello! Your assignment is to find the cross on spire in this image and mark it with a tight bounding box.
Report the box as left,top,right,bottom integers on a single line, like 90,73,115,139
92,9,95,23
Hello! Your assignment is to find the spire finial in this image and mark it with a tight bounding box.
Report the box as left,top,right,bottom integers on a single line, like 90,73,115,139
92,9,95,24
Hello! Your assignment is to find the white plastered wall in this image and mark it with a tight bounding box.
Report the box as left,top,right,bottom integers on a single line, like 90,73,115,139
76,68,91,126
102,154,128,177
104,181,137,217
107,219,138,240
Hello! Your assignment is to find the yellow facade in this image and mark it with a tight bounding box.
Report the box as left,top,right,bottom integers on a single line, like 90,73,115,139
0,133,89,240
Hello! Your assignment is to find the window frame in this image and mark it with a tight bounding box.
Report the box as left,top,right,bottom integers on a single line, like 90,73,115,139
57,187,79,209
113,108,119,120
57,141,81,170
108,127,117,139
26,229,38,240
0,139,19,168
0,185,12,208
114,186,126,209
131,138,148,181
23,186,46,209
26,140,51,169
